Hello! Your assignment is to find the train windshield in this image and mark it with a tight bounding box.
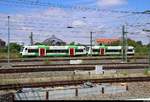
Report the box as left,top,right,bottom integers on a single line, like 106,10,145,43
20,47,24,52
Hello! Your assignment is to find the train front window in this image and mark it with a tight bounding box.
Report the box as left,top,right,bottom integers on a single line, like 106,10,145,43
20,47,24,52
128,49,133,52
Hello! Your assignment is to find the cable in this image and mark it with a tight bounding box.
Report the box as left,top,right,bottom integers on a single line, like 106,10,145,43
0,0,149,15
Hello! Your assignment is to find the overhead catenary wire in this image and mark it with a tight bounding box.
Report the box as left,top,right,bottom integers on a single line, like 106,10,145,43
0,0,149,45
0,0,149,15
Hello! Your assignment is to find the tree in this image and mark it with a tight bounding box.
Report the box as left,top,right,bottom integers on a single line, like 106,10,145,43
69,41,75,45
34,42,45,45
6,43,22,53
110,40,120,46
147,43,150,47
136,41,142,46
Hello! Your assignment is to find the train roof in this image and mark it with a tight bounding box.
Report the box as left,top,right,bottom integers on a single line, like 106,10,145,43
23,45,85,47
23,45,86,49
107,46,134,49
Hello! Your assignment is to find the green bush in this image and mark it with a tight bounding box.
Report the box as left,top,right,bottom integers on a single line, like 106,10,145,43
0,52,21,59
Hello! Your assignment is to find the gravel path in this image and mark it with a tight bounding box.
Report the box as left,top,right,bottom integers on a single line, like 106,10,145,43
1,82,150,100
62,82,150,100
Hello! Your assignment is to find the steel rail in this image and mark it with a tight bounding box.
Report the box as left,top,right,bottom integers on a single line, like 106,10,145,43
0,64,149,74
11,62,149,67
0,76,150,90
0,56,147,63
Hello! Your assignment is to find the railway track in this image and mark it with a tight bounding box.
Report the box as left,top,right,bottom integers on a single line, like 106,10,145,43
0,76,150,90
0,56,147,63
11,62,149,67
0,64,149,74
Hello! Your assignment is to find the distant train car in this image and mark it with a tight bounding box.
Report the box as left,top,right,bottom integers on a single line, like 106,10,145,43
87,46,134,56
20,45,87,57
105,46,134,55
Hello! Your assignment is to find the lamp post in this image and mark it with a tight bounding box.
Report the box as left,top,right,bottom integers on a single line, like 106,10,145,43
7,16,10,65
122,25,128,63
90,31,93,56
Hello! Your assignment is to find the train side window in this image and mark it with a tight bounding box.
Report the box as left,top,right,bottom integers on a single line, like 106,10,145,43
28,49,38,53
75,49,83,52
105,49,121,52
46,49,68,53
92,49,99,52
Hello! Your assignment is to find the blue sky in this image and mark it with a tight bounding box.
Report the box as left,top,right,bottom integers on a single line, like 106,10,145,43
0,0,149,12
0,0,149,45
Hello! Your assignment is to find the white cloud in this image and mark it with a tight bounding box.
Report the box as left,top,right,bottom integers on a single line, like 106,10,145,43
72,20,86,28
97,0,127,7
0,5,149,45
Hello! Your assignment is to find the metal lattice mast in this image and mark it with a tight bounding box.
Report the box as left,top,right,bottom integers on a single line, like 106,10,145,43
143,29,150,68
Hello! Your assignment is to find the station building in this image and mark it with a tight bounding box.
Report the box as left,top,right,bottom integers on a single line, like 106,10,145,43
42,35,66,46
96,38,119,45
0,38,6,48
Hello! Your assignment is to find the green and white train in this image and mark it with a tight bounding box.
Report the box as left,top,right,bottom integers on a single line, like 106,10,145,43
20,45,134,57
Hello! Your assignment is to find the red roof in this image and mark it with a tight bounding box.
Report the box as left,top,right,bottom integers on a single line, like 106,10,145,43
96,38,119,44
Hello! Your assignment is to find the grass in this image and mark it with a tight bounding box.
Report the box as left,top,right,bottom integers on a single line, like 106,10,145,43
43,59,51,65
144,68,150,75
0,52,21,59
121,71,128,76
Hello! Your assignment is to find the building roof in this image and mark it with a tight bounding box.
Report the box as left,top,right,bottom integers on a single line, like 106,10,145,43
0,39,5,42
0,38,6,47
96,38,119,44
42,35,66,45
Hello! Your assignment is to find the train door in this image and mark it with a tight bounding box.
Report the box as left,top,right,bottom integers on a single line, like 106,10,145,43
100,48,105,55
39,48,46,56
69,48,75,57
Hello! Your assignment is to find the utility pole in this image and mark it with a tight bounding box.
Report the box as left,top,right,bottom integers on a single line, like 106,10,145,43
90,31,93,56
125,26,128,63
143,29,150,68
29,32,33,45
148,35,150,68
7,16,10,65
122,25,128,63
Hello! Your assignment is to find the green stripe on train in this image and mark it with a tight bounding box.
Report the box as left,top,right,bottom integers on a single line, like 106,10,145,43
99,45,107,48
37,45,49,50
67,45,79,49
37,45,80,50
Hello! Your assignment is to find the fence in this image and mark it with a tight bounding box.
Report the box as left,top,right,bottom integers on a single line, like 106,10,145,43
15,83,128,100
0,93,14,102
